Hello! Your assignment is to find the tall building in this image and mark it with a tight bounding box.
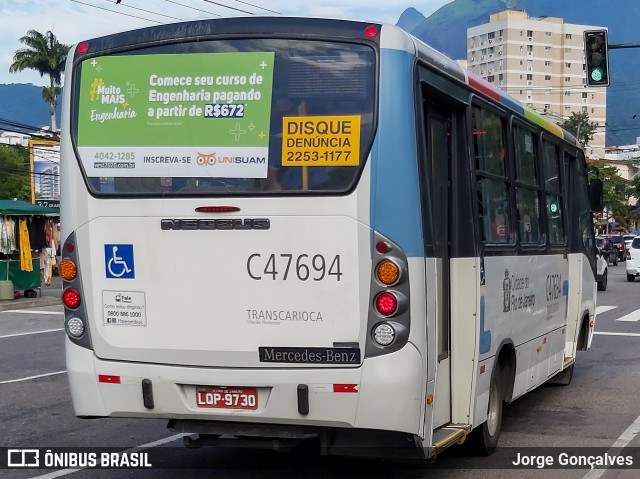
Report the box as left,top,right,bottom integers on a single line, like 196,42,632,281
467,10,607,158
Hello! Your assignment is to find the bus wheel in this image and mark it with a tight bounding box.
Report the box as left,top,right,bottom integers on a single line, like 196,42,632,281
597,270,607,291
469,367,503,455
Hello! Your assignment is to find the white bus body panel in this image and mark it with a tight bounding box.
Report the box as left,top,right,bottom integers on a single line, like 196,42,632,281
67,337,424,435
74,209,369,368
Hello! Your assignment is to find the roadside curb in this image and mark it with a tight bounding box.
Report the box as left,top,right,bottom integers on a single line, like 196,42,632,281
0,297,62,312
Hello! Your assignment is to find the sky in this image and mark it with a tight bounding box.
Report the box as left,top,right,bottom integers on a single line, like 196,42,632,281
0,0,453,85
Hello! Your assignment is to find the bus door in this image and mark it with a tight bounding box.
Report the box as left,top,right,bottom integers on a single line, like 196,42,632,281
420,93,454,429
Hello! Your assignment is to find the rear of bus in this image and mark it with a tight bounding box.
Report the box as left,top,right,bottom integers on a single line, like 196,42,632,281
61,18,426,452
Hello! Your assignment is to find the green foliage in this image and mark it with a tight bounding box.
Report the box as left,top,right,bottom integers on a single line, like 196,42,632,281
9,30,70,130
558,112,599,147
0,145,31,201
591,160,630,227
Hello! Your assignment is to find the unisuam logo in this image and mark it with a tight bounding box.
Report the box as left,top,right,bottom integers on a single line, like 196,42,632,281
196,152,266,166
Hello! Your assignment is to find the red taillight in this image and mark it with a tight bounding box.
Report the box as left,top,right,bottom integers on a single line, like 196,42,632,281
375,292,398,316
195,206,240,213
77,42,89,53
364,26,378,38
64,241,75,253
376,241,390,254
98,375,121,384
63,288,81,309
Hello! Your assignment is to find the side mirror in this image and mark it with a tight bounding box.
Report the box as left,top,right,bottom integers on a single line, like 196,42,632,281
589,178,604,212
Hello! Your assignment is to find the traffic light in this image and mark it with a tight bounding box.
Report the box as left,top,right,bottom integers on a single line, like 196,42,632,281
584,29,610,87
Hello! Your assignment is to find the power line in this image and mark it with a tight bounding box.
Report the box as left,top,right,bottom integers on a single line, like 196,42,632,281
0,118,58,136
0,166,59,178
200,0,254,15
230,0,280,14
162,0,222,17
103,0,183,22
70,0,163,24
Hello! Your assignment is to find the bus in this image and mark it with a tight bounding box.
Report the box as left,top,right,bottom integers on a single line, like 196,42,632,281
59,17,603,459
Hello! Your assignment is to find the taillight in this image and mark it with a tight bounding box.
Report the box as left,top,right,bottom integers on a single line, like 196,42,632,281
376,260,400,285
63,288,81,309
375,292,398,316
59,258,77,281
65,317,85,337
373,323,395,346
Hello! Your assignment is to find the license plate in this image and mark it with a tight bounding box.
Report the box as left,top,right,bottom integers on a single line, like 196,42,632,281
195,386,258,410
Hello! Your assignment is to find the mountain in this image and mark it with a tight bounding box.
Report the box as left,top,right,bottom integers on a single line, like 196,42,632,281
0,83,61,131
397,0,640,147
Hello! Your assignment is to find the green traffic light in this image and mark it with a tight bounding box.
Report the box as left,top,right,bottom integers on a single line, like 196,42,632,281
590,68,604,82
550,202,559,213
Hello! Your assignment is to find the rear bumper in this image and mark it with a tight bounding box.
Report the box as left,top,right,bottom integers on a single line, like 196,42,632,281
625,259,640,275
66,338,425,436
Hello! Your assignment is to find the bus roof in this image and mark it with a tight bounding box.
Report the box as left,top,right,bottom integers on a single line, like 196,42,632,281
72,16,578,149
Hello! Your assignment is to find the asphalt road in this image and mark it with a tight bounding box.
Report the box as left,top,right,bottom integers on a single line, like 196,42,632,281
1,267,639,478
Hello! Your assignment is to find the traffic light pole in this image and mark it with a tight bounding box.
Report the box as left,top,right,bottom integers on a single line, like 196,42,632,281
609,43,640,49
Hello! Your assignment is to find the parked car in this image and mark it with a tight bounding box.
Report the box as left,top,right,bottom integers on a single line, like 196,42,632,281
625,236,640,282
605,234,626,261
597,244,609,291
623,234,635,254
596,236,618,266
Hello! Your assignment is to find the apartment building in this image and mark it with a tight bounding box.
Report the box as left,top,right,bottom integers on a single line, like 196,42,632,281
467,10,607,158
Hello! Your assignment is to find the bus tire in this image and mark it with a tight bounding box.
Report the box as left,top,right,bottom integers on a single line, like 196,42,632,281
597,270,607,291
469,366,503,456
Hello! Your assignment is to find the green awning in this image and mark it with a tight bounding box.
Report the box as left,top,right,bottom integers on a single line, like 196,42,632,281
0,199,59,216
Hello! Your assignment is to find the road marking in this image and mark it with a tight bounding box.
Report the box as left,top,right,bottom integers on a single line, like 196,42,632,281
30,433,187,479
594,331,640,337
595,305,617,315
0,310,63,315
615,308,640,322
0,370,66,385
0,328,64,339
583,414,640,479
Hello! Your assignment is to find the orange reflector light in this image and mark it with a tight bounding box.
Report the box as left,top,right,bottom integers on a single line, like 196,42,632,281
98,375,121,384
376,260,399,285
59,258,77,281
62,288,81,309
426,394,433,405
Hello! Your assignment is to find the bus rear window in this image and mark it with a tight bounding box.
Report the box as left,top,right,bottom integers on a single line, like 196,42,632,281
72,39,376,196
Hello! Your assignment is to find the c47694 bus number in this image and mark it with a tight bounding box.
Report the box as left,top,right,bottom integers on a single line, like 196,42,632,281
247,253,342,281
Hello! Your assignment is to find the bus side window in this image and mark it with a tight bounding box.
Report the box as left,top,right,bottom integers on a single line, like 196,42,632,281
473,104,510,244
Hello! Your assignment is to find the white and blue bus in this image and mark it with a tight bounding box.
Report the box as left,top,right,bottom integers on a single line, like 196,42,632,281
59,17,603,458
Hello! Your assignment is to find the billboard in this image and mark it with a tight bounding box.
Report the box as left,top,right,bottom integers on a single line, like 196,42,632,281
29,139,60,203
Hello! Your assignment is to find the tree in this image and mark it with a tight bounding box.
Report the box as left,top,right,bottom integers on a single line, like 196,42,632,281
0,145,31,201
9,30,70,131
558,111,599,147
591,160,630,229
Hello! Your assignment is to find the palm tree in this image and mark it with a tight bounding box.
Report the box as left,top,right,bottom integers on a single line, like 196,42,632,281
9,30,70,132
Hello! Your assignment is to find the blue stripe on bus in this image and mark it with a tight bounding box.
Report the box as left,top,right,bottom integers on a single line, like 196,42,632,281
370,49,424,258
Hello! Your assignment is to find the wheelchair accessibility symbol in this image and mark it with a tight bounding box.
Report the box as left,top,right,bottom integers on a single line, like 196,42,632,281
105,244,135,279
